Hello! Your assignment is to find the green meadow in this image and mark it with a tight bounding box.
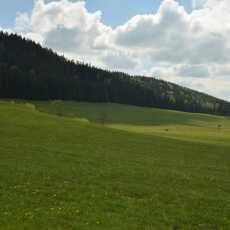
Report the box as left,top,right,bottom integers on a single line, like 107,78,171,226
35,100,230,146
0,100,230,229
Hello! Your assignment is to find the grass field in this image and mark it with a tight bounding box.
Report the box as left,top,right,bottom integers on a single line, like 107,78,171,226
34,100,230,146
0,100,230,229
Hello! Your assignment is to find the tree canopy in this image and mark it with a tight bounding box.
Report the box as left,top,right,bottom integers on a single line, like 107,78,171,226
0,32,230,115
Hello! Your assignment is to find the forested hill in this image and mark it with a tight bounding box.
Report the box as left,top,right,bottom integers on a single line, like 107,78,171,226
0,32,230,115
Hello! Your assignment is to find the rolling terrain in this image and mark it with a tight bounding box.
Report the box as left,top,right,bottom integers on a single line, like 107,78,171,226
1,32,230,115
34,100,230,146
0,100,230,229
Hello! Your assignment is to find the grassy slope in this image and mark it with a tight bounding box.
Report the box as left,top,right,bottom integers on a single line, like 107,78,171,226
0,101,230,229
34,100,230,146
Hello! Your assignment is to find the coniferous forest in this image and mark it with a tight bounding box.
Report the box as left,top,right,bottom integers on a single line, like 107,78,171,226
0,32,230,115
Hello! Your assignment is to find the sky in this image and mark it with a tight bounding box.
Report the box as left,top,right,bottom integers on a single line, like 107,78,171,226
1,0,194,28
1,0,230,101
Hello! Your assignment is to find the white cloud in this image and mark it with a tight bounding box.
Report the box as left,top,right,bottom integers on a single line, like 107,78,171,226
2,0,230,100
177,65,210,78
111,0,230,65
15,12,31,32
191,0,206,9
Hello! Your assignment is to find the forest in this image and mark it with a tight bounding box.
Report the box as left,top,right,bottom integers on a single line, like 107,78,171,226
1,32,230,115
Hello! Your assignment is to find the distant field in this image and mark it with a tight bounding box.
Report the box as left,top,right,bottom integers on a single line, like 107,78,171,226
34,100,230,146
0,100,230,229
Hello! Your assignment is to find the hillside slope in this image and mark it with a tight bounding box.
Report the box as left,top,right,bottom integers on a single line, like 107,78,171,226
0,100,230,229
1,32,230,115
33,100,230,145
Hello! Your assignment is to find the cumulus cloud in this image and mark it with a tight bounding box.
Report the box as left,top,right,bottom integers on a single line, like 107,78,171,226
27,0,112,65
101,51,138,70
191,0,207,8
111,0,230,65
176,65,210,78
15,12,31,32
2,0,230,100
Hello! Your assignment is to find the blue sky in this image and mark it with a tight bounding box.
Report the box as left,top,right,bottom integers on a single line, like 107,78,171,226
86,0,193,27
1,0,193,28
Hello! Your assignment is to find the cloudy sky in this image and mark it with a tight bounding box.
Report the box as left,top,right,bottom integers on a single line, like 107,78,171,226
1,0,230,101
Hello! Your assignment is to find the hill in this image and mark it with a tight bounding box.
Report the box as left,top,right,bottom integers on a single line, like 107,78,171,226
32,100,230,145
1,32,230,115
0,100,230,229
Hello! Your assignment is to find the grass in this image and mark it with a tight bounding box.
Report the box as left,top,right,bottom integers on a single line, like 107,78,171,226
0,100,230,229
34,100,230,145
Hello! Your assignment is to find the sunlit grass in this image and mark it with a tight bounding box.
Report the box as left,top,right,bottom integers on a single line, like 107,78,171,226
34,100,230,145
0,100,230,229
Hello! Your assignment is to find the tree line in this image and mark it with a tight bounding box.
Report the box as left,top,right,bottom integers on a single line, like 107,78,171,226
0,32,230,115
